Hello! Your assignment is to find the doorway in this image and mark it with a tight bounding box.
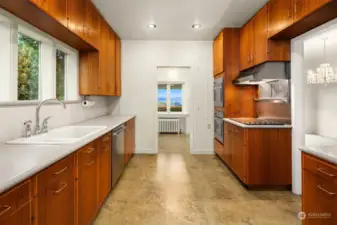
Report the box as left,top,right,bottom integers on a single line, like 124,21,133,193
155,67,193,154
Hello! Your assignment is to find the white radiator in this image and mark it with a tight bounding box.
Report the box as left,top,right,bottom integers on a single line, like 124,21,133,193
159,119,181,134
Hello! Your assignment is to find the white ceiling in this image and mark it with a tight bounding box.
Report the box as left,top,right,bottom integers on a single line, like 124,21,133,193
92,0,269,40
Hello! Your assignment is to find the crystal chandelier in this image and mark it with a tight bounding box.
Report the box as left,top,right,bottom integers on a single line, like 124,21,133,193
307,37,337,85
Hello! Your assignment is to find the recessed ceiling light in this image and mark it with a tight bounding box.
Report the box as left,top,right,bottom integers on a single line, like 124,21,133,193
192,24,201,29
148,24,156,28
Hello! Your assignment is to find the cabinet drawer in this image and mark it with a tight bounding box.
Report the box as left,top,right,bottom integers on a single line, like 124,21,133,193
0,180,32,220
302,153,337,185
38,154,75,194
78,142,97,165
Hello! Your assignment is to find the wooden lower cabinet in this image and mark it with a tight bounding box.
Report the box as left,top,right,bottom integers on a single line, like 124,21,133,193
223,121,291,186
77,142,98,225
214,139,224,161
37,154,75,225
97,133,112,207
0,180,34,225
302,153,337,225
124,118,136,165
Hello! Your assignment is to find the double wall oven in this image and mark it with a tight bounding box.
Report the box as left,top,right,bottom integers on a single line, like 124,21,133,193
214,76,224,144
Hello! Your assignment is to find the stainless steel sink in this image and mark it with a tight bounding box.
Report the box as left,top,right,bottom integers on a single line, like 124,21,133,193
6,126,107,145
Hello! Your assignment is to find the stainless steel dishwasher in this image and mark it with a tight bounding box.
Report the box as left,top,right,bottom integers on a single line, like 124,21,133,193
111,124,126,187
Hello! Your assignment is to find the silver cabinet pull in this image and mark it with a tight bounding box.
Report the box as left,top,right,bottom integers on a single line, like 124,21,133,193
317,168,336,177
52,166,68,176
317,185,336,196
86,160,95,167
52,183,68,195
0,205,11,217
86,148,95,154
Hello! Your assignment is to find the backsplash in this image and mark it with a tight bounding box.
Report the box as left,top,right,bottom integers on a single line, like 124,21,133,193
0,96,111,143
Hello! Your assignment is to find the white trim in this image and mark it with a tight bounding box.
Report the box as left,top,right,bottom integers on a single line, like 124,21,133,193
158,113,189,118
0,100,81,107
135,148,157,154
190,149,214,155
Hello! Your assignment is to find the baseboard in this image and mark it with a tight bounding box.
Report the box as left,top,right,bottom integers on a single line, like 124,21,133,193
135,148,157,154
190,149,215,155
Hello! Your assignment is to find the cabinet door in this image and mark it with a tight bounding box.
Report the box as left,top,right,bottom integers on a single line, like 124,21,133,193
231,129,246,183
115,36,122,96
295,0,331,21
98,133,112,206
77,143,98,225
84,0,100,49
302,170,337,225
268,0,294,37
253,5,268,66
240,21,254,71
223,123,231,166
68,0,84,37
30,0,68,27
37,155,75,225
98,18,117,96
0,181,33,225
79,52,99,95
216,31,224,75
213,38,218,75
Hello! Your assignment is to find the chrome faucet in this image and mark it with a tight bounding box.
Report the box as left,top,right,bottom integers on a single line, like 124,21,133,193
35,99,66,135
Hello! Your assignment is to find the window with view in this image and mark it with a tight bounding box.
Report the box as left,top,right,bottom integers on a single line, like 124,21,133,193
157,84,183,112
56,50,66,100
18,33,40,100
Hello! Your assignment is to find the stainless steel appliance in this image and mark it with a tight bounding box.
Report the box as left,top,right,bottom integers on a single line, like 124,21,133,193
112,124,126,187
214,77,224,107
233,62,290,85
214,110,224,143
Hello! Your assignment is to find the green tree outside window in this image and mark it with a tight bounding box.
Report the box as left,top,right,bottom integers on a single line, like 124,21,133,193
18,33,40,100
56,50,66,100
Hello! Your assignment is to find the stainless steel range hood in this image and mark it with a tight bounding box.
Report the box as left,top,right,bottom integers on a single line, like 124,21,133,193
233,62,290,85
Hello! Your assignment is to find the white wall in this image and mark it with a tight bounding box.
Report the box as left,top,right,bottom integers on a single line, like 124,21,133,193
291,17,337,195
118,41,213,154
0,97,110,143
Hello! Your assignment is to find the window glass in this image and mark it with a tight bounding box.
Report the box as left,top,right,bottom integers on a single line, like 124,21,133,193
170,84,182,112
56,49,66,100
18,33,40,100
158,84,167,112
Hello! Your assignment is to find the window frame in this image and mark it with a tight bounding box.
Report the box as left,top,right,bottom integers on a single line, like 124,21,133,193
157,82,185,114
0,8,80,104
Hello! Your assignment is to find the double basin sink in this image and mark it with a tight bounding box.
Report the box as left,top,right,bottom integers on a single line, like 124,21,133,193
7,126,107,145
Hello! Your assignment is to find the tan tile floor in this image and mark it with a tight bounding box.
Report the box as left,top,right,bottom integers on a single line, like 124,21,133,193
94,134,302,225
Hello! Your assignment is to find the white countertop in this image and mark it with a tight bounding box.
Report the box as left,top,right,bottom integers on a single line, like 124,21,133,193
224,118,292,128
0,115,135,194
300,134,337,165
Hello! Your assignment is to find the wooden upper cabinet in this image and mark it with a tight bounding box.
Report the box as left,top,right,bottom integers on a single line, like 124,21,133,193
68,0,84,37
84,0,100,49
294,0,332,21
213,31,224,76
30,0,68,27
240,20,254,71
268,0,294,38
37,155,75,225
79,52,99,95
116,36,122,96
98,17,117,96
253,5,268,66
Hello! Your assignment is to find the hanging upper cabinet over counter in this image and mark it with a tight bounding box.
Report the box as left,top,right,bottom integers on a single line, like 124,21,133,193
239,3,290,71
269,0,337,39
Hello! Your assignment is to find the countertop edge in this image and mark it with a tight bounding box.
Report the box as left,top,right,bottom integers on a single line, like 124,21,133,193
0,114,136,194
223,118,292,129
299,146,337,165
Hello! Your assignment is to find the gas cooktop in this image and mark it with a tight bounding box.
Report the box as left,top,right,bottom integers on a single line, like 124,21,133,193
230,118,291,125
